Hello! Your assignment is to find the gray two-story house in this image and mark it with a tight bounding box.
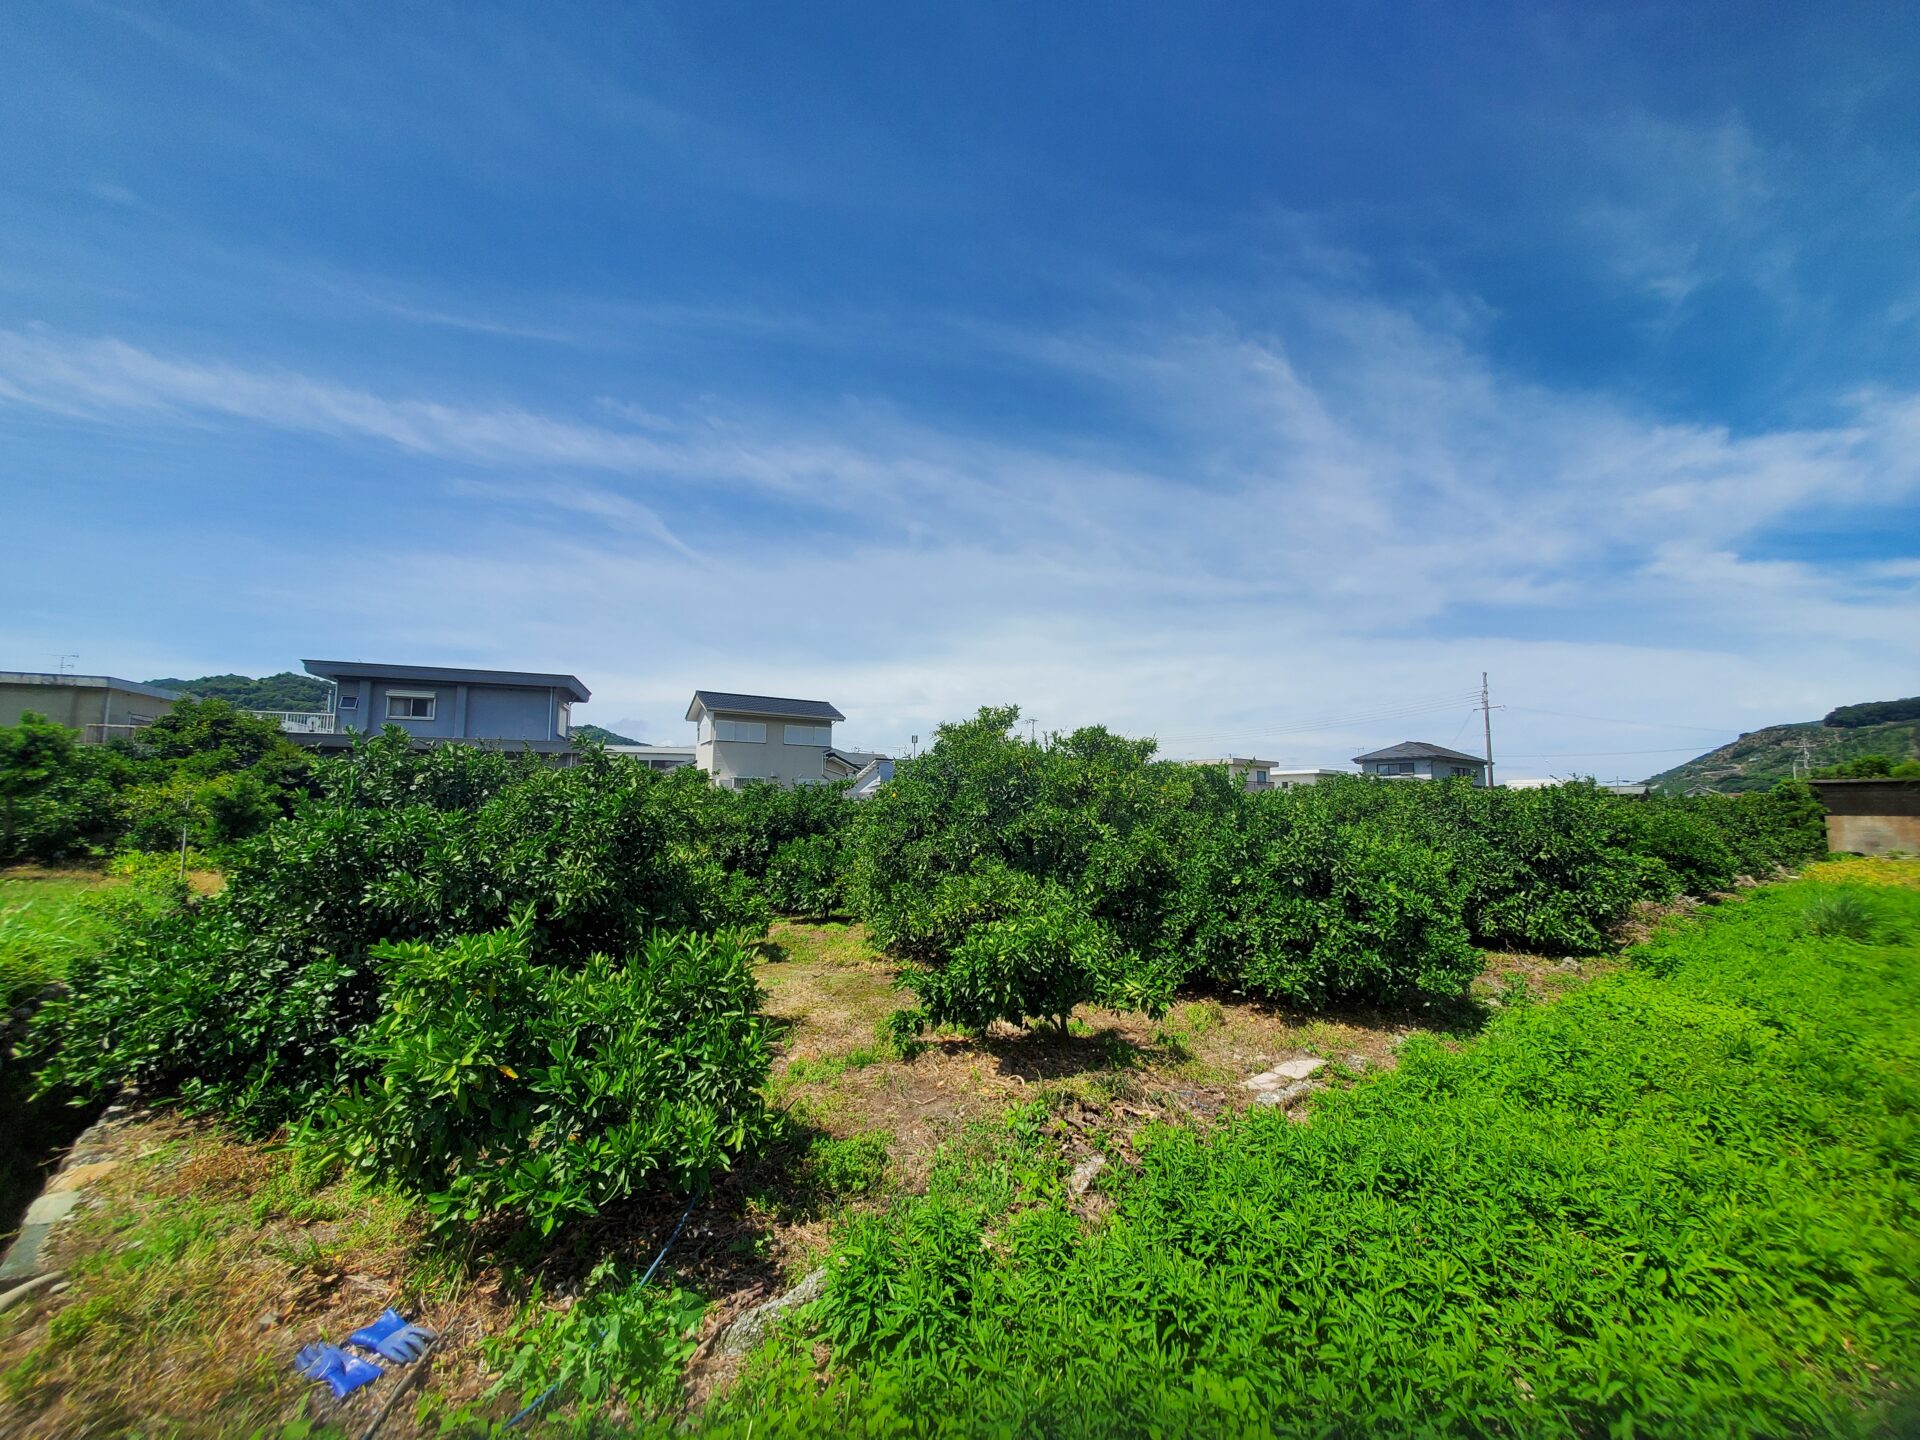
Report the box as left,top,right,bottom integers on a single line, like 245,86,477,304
294,660,590,755
1353,741,1489,785
686,690,846,788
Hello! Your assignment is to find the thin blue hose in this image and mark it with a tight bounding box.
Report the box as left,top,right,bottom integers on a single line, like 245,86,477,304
501,1191,701,1431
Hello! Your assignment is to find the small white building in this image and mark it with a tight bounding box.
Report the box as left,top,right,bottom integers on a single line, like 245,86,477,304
1267,768,1352,790
606,744,699,774
1192,756,1279,791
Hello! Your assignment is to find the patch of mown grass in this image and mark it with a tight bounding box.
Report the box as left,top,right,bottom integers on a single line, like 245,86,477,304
681,876,1920,1439
781,1046,889,1086
0,1126,442,1438
1808,854,1920,889
0,868,115,1007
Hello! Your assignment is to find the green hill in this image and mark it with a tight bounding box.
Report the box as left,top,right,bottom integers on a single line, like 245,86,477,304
1647,710,1920,793
573,723,640,745
147,672,331,711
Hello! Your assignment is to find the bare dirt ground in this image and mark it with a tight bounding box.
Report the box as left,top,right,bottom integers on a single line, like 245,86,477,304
0,917,1616,1438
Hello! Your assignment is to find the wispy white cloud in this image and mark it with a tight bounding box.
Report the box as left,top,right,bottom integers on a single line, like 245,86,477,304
2,304,1915,772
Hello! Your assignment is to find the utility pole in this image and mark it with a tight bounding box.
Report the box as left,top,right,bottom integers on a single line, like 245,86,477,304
1479,672,1502,788
1028,718,1038,746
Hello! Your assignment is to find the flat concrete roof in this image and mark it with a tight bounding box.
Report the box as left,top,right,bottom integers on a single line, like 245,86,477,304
0,672,182,702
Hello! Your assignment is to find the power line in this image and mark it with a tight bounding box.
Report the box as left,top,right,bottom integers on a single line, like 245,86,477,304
1500,746,1708,758
1503,705,1733,735
1148,691,1484,749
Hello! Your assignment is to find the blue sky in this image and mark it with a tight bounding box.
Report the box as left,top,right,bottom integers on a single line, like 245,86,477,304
2,2,1916,774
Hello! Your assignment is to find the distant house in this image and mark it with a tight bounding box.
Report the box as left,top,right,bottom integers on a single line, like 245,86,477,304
1353,741,1489,785
0,671,180,743
1268,768,1351,790
825,747,894,798
606,743,699,774
687,691,848,789
289,660,590,755
1190,756,1279,792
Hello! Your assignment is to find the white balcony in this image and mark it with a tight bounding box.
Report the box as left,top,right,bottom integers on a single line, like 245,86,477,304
246,710,338,734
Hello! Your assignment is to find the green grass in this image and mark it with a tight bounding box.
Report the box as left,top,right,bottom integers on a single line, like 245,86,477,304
684,878,1920,1438
0,1129,454,1439
782,1046,890,1086
0,869,117,1007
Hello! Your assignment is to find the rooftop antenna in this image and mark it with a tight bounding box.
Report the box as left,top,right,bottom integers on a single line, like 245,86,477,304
49,653,78,681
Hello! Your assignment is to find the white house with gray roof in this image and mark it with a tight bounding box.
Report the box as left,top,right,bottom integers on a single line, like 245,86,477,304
1352,740,1489,785
687,690,847,789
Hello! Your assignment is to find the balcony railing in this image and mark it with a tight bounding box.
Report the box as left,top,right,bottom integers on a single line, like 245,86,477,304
246,710,338,734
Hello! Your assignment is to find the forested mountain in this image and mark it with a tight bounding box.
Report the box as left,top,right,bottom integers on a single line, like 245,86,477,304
1647,702,1920,793
573,723,640,745
146,672,330,711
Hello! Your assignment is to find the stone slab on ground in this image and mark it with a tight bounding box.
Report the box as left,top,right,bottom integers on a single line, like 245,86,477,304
1243,1057,1326,1091
1252,1080,1320,1110
0,1190,81,1285
1068,1153,1108,1197
716,1268,828,1357
0,1091,133,1285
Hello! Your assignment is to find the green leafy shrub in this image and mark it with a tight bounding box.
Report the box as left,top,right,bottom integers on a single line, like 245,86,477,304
1671,780,1826,877
0,713,125,863
798,1132,892,1203
316,916,772,1232
1177,798,1480,1005
0,700,313,864
485,1255,707,1423
685,881,1920,1438
765,833,845,921
37,735,768,1128
1623,801,1740,897
900,881,1157,1035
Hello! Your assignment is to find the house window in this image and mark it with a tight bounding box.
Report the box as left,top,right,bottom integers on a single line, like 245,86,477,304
714,719,767,743
387,691,436,720
338,694,358,711
784,723,831,746
1448,765,1474,777
557,703,571,737
1376,762,1413,776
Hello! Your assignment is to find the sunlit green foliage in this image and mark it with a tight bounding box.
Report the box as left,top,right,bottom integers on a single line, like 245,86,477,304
0,700,312,862
851,708,1822,1032
315,916,771,1232
686,881,1920,1438
482,1256,707,1427
35,734,766,1129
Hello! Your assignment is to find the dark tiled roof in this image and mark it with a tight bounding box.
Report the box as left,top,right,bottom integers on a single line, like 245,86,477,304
686,691,845,722
1352,740,1488,765
304,660,590,703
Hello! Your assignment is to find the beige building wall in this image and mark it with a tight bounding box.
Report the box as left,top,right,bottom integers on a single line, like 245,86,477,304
699,716,831,788
1826,813,1920,855
0,679,176,737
